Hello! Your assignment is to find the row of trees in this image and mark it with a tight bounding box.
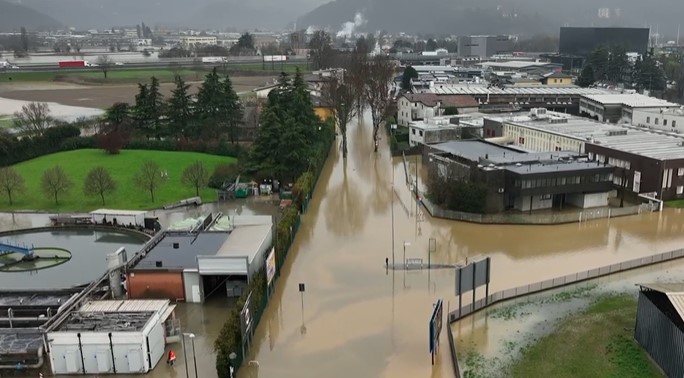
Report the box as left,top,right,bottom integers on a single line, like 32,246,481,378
312,32,396,156
0,161,212,206
101,67,243,147
577,46,666,91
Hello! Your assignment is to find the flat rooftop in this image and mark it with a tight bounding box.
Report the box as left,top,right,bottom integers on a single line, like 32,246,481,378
56,311,154,332
504,114,684,160
430,141,605,175
581,93,679,108
424,84,611,96
215,224,271,261
134,232,229,270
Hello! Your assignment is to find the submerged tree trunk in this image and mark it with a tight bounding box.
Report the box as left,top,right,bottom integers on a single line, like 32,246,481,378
341,131,348,158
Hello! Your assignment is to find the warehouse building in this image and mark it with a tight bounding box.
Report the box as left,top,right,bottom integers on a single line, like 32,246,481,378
635,283,684,378
632,107,684,134
484,109,684,201
47,300,178,375
579,94,679,123
127,215,272,303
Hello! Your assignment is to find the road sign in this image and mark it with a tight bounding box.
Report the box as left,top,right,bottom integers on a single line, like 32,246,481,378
299,283,305,292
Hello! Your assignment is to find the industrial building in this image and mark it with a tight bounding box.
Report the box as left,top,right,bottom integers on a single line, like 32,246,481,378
559,27,649,56
407,115,483,146
483,109,684,201
127,215,273,303
420,83,611,114
631,107,684,134
579,94,680,123
425,140,614,212
457,35,513,58
397,93,479,126
47,300,178,375
635,283,684,378
179,36,218,48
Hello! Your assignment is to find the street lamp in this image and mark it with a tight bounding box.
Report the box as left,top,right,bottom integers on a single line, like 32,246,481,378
182,334,190,378
183,333,198,378
403,241,411,267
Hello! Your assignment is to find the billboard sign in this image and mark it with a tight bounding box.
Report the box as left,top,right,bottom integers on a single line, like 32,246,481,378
240,292,253,338
266,248,276,286
429,299,443,355
455,257,491,296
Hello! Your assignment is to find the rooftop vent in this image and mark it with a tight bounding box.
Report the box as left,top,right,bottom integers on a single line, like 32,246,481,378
155,261,163,268
172,242,180,249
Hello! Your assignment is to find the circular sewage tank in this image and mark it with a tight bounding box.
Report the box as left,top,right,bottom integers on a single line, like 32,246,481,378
0,228,148,290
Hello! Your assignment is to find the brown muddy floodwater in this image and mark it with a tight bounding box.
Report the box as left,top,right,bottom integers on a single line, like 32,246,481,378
8,110,684,378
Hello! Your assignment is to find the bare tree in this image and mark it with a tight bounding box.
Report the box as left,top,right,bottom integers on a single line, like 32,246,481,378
0,167,25,205
83,166,117,205
323,75,356,158
13,102,53,138
134,161,165,202
181,161,209,196
365,56,395,152
41,166,73,205
96,55,114,79
348,46,368,115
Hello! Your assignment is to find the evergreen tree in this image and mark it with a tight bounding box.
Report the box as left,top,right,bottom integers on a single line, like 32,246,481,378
195,68,223,137
576,65,595,88
219,74,244,144
132,78,164,138
588,45,609,81
167,75,194,139
132,83,149,133
401,66,418,90
606,45,628,83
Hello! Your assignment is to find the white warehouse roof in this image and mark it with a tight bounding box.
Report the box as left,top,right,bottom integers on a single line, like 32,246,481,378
581,94,679,108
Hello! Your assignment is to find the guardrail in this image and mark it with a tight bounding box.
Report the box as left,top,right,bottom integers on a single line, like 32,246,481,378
446,247,684,376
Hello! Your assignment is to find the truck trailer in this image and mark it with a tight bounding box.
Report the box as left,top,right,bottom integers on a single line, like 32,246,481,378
58,60,89,68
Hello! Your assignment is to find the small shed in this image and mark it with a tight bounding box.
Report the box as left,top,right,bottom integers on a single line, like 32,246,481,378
635,283,684,378
90,209,147,227
48,300,176,375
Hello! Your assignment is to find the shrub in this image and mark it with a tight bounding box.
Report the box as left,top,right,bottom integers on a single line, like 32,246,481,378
208,163,241,189
292,171,314,209
60,136,95,151
98,131,125,154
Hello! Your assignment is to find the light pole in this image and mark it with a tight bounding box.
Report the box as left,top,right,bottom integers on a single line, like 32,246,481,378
182,334,190,378
403,241,411,267
229,352,237,378
183,333,198,378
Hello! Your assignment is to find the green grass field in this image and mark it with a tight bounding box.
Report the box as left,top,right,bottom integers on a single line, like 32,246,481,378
509,294,662,378
665,199,684,208
0,63,310,84
3,149,235,211
0,115,14,129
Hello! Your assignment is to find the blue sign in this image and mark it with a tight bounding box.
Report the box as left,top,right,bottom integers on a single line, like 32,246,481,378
429,299,443,354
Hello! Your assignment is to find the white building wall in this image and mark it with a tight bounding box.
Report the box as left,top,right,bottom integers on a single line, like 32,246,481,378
48,315,165,375
632,109,684,133
503,124,585,153
183,269,204,303
566,192,608,208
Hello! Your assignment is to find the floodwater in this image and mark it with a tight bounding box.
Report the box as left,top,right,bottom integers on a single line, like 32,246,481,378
0,229,146,289
454,257,684,376
6,110,684,378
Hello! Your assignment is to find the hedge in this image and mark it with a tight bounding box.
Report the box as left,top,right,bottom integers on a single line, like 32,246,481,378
213,118,335,377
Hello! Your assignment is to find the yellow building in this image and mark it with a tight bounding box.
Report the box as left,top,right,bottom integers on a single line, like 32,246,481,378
312,97,334,121
541,72,574,85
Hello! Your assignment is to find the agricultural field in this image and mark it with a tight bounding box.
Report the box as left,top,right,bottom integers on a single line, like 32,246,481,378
4,149,235,211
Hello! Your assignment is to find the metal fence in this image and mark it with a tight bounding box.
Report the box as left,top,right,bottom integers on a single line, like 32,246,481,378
422,196,657,225
445,247,684,377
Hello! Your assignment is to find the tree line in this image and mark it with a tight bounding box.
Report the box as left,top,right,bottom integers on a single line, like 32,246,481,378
99,67,243,152
0,160,213,206
576,45,666,91
310,31,397,157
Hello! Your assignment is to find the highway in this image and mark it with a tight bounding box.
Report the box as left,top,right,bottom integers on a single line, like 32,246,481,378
3,56,310,73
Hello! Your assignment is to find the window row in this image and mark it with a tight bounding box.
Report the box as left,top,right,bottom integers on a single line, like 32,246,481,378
515,173,613,189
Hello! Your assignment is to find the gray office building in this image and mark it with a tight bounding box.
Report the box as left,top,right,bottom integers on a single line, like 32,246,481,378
458,35,513,58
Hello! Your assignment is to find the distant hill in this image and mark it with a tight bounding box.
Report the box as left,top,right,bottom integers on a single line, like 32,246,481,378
18,0,313,30
0,0,61,31
297,0,684,37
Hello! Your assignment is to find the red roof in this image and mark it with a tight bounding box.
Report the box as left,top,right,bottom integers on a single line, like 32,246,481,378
402,93,479,108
